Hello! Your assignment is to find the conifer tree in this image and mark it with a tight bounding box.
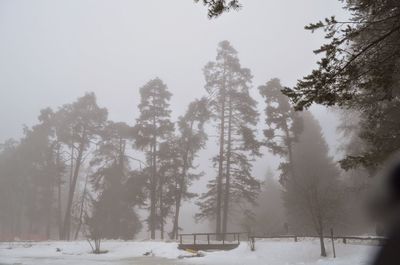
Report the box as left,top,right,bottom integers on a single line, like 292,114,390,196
240,169,286,236
1,108,61,239
56,93,108,240
196,41,261,235
84,121,143,240
19,108,60,239
168,98,210,239
0,108,66,240
258,78,303,185
284,111,343,257
133,78,174,239
282,1,400,171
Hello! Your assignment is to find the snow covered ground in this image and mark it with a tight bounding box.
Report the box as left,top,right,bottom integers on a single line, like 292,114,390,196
191,239,378,265
0,239,379,265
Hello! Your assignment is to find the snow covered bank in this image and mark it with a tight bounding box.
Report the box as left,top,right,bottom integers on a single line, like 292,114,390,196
0,240,186,264
0,239,379,265
190,239,379,265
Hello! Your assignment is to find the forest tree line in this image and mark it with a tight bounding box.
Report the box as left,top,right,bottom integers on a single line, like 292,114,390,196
0,0,397,260
0,40,373,254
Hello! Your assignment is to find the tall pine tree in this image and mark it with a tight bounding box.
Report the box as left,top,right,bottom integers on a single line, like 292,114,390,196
196,41,261,235
133,78,174,239
56,93,108,240
86,121,142,240
258,78,303,185
168,98,210,239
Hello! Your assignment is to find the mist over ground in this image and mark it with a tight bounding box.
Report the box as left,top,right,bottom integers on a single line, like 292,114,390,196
0,0,348,235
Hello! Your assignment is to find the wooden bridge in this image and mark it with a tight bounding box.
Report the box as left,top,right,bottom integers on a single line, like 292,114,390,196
178,232,247,251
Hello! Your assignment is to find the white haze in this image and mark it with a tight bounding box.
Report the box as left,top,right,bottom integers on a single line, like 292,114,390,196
0,0,348,235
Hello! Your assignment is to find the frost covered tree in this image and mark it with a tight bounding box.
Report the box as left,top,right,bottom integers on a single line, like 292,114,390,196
133,78,174,239
284,111,343,257
196,41,261,235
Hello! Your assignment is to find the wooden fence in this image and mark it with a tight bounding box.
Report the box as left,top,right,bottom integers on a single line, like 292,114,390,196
249,235,386,244
178,232,248,251
249,232,386,254
177,231,385,253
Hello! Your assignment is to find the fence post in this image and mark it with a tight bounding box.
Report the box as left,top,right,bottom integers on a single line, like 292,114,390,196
330,228,336,258
294,235,298,242
222,234,225,245
194,234,197,245
250,237,255,251
238,233,240,244
343,237,346,244
180,235,182,245
207,234,210,245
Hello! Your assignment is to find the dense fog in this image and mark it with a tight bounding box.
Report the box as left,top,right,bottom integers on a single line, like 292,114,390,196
1,1,399,264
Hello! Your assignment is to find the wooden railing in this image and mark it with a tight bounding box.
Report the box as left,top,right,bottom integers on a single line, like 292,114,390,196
249,235,386,244
178,232,248,246
248,234,386,252
177,231,385,253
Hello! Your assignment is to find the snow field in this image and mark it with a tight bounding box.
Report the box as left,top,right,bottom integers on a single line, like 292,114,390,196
0,239,379,265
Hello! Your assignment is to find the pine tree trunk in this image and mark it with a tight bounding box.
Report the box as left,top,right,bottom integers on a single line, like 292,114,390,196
317,216,327,257
319,232,327,257
45,190,52,240
159,173,164,240
69,144,74,192
15,191,23,238
74,174,88,240
171,185,180,240
45,144,57,240
171,120,193,240
171,158,188,240
62,137,85,240
216,87,226,238
58,176,62,239
222,98,232,236
172,165,186,240
56,145,63,240
150,129,157,240
282,123,295,184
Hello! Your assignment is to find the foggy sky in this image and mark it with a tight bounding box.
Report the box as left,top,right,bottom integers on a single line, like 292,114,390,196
0,0,348,233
